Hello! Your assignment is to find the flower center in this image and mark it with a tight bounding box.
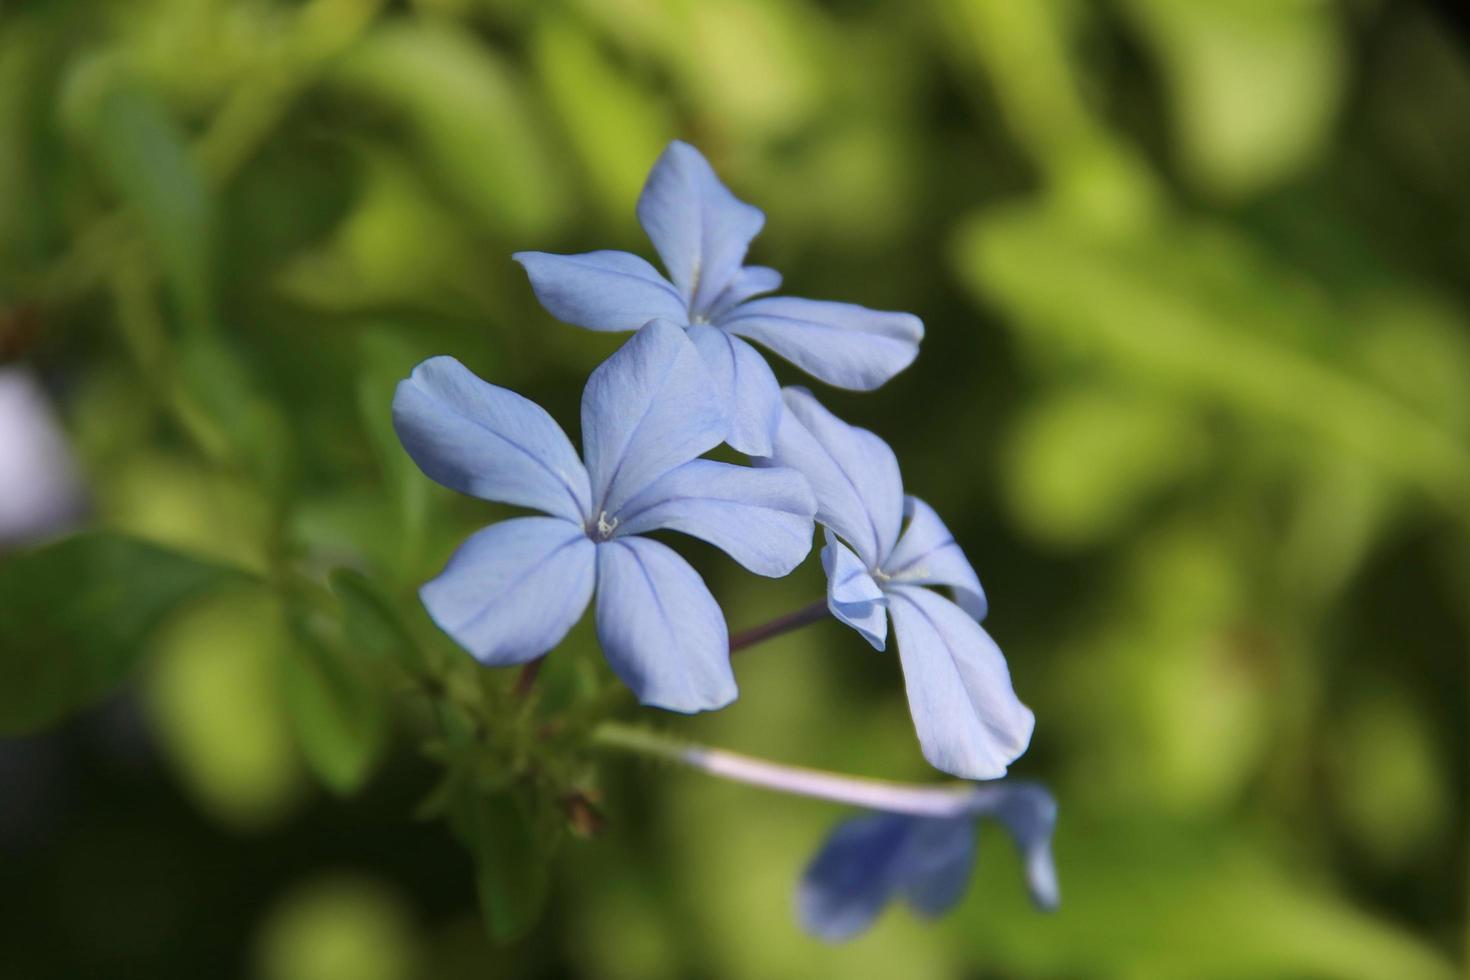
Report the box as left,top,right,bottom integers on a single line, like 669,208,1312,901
590,511,620,542
876,564,929,585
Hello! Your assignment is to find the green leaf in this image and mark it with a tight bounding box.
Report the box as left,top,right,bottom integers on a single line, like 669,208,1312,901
958,818,1459,980
174,335,295,501
1004,387,1208,547
935,0,1160,226
952,205,1470,519
531,15,673,218
282,622,389,795
329,21,565,237
0,531,249,734
355,329,433,575
1329,686,1451,866
672,0,827,140
87,79,215,330
1122,0,1345,199
330,568,426,676
145,589,306,831
0,18,54,282
254,875,419,980
276,150,483,314
449,784,560,944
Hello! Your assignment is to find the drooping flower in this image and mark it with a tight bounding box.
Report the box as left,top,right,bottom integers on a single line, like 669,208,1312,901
392,320,817,712
513,141,924,456
797,781,1058,942
759,387,1033,779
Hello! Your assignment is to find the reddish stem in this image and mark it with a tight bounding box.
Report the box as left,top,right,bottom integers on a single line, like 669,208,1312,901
729,599,830,654
513,657,544,698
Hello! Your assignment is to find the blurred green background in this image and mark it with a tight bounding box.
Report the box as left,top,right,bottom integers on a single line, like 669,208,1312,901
4,0,1470,976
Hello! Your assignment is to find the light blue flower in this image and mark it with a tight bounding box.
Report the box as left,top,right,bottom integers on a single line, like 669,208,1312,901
760,387,1034,779
797,782,1058,942
513,141,924,456
392,320,817,712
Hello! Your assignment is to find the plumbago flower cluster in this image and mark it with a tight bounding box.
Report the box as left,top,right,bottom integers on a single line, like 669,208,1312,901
394,142,1058,939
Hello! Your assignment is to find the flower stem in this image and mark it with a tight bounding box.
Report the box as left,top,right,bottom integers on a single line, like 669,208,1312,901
729,599,830,654
590,721,983,818
513,658,544,699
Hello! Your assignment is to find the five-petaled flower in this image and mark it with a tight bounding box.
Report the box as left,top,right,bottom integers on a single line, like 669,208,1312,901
392,320,817,712
798,782,1058,942
514,141,924,456
760,387,1034,779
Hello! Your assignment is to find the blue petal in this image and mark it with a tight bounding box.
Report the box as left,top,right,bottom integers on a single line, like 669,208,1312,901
886,585,1034,780
420,516,595,666
594,536,736,712
513,250,688,332
798,783,1055,942
982,782,1060,910
393,356,592,522
896,818,977,918
797,812,911,942
687,325,782,456
581,321,726,516
636,141,765,315
704,265,782,321
763,387,904,568
719,296,923,390
821,531,887,650
614,459,815,576
883,496,988,621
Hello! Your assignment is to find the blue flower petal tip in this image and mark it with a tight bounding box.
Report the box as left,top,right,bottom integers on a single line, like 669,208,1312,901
764,386,1033,780
513,141,924,452
796,782,1059,942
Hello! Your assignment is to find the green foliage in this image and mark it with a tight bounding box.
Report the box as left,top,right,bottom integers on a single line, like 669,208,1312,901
83,79,216,330
353,329,435,576
1003,388,1207,547
532,14,674,219
174,335,295,498
956,819,1460,980
331,568,428,676
5,0,1470,975
0,532,250,734
282,619,389,796
1122,0,1346,199
329,20,566,237
1328,686,1451,866
450,784,562,944
146,589,308,831
254,875,421,980
276,151,483,314
955,205,1470,520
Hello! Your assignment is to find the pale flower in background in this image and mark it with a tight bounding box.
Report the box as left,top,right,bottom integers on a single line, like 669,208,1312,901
0,367,85,550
